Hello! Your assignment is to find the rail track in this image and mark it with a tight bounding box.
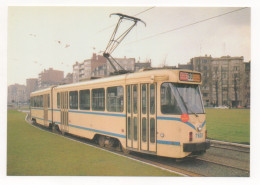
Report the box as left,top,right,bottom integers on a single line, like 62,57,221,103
24,112,250,177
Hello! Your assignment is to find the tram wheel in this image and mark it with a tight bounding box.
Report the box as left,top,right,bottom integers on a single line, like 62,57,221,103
32,119,36,125
98,135,105,147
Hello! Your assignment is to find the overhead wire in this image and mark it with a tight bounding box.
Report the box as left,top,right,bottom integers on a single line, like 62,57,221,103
125,7,249,45
97,6,155,33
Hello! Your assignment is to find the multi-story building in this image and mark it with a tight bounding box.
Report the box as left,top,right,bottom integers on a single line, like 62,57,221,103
73,53,106,82
38,68,64,89
73,54,141,82
26,78,38,100
8,84,27,103
190,55,250,107
61,73,73,84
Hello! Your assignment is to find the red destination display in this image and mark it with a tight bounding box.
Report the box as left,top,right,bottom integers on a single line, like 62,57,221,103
179,72,201,82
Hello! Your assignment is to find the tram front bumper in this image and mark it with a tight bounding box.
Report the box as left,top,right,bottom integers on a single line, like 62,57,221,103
183,141,210,152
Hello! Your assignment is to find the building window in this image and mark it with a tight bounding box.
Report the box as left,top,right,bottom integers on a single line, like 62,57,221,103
69,91,78,109
203,93,208,97
107,86,124,112
92,88,105,111
234,66,239,71
80,90,90,110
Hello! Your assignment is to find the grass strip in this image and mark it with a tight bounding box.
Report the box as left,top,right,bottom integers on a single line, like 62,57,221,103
206,109,250,144
7,110,179,176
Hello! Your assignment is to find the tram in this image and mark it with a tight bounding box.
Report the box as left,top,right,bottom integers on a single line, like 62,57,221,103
30,69,210,158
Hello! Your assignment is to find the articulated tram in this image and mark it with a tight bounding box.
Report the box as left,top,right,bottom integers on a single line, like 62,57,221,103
30,69,210,158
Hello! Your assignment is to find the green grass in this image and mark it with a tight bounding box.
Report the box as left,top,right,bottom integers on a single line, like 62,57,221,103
7,110,179,176
206,108,250,144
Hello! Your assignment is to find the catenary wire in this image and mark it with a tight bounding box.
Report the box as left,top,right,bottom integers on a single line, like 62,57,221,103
97,6,155,33
125,7,249,45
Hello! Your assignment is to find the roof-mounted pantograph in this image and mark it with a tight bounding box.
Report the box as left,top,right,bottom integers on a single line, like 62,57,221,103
103,13,146,75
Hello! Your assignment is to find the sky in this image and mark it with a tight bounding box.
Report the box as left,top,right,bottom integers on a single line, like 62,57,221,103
7,6,250,85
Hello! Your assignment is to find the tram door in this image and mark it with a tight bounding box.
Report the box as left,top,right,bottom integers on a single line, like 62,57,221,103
140,83,157,152
126,85,139,149
126,83,157,153
60,91,69,133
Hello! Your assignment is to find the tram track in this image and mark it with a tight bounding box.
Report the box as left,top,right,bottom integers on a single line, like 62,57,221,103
191,156,250,173
24,112,250,177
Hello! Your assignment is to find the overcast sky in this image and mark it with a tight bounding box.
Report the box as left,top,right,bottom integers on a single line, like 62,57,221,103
8,6,250,85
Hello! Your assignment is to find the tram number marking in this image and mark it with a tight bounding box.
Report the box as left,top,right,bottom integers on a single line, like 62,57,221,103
195,133,203,138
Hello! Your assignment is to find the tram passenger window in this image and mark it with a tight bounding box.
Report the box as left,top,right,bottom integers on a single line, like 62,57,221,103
40,95,43,107
142,118,147,142
69,91,78,109
134,117,137,141
161,83,182,114
57,93,60,108
150,84,155,115
92,88,105,111
133,85,137,114
80,90,90,110
127,86,131,113
128,117,131,139
107,86,124,112
142,85,147,114
150,118,155,143
48,94,50,108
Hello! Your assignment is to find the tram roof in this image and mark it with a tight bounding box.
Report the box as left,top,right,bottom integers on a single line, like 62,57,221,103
31,69,197,95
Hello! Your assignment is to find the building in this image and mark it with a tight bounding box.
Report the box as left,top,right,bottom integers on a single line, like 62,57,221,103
38,68,64,89
73,53,106,82
73,53,143,82
189,55,250,107
61,73,73,84
8,83,27,103
106,56,135,74
26,78,38,100
134,59,152,71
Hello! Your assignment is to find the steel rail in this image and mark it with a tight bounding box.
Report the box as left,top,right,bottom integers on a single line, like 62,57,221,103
193,156,250,173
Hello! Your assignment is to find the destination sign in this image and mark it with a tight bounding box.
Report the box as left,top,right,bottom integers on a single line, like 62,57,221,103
179,71,201,82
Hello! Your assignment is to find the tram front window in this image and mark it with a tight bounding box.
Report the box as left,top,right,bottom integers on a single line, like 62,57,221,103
161,83,204,115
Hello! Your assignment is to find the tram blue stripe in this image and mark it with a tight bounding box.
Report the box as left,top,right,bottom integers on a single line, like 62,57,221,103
32,116,44,120
201,121,206,128
157,116,196,130
48,109,60,111
68,123,126,138
68,110,126,117
157,140,180,146
31,107,43,110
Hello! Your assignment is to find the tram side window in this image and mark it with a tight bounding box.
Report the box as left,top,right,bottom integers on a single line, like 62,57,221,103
161,83,181,114
69,91,78,109
107,86,124,112
40,95,43,107
80,90,90,110
92,88,105,111
48,94,50,108
57,93,60,108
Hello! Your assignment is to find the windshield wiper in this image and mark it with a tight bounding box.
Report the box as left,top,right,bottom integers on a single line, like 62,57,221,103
174,86,198,117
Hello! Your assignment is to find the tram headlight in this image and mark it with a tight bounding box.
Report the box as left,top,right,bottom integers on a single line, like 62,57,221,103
197,126,202,132
160,133,164,138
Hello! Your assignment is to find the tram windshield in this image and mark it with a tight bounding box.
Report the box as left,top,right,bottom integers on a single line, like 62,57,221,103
161,83,205,115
